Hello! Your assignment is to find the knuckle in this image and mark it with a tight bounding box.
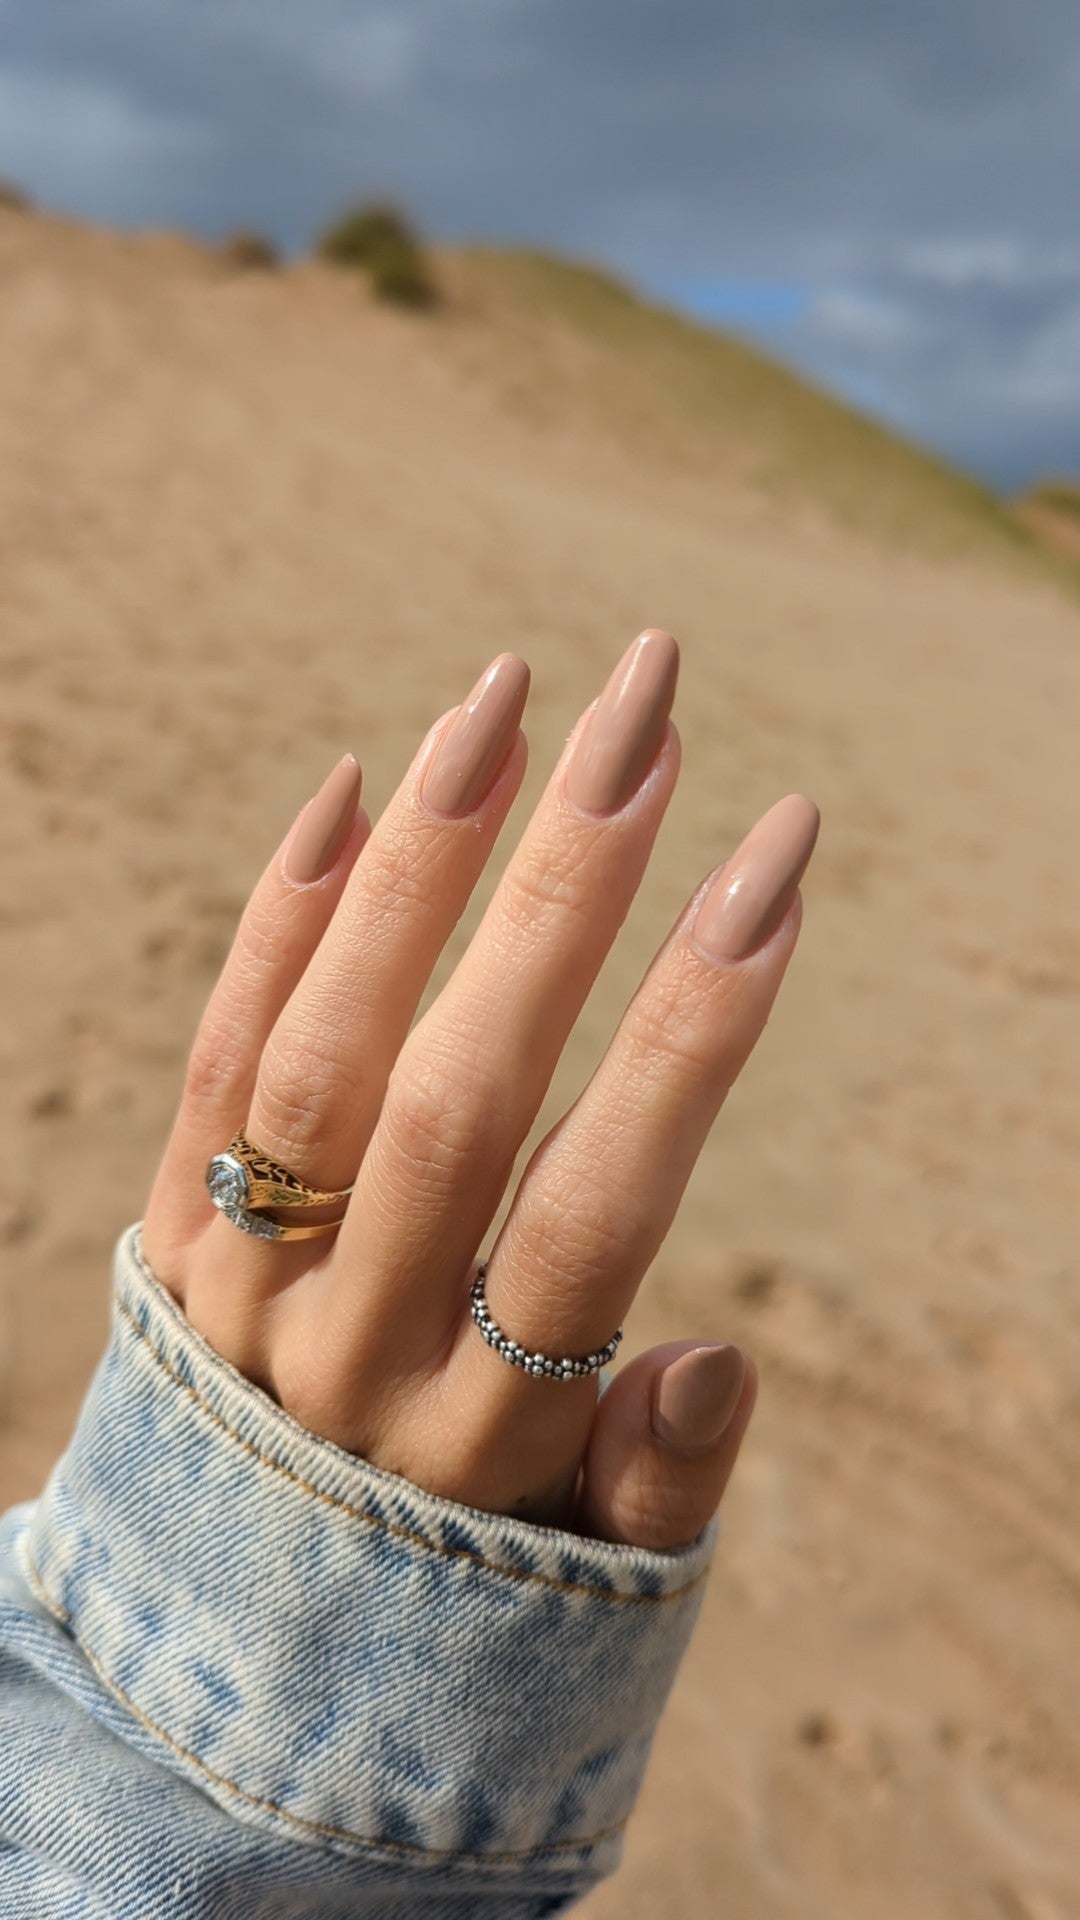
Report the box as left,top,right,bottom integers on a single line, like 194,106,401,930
497,841,594,940
510,1171,640,1301
183,1021,252,1112
359,831,442,918
623,973,731,1084
381,1049,506,1189
230,893,287,978
255,1024,360,1156
629,1016,713,1087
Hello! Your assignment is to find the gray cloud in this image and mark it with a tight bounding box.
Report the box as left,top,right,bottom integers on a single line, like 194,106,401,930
776,246,1080,489
1,1,1079,486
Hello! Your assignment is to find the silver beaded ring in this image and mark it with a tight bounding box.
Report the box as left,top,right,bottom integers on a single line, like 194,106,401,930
469,1263,623,1380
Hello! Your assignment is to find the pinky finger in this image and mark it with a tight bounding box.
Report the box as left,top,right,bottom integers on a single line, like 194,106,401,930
575,1340,758,1551
143,754,369,1258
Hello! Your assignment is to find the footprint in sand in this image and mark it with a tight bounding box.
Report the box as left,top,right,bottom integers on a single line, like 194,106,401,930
794,1709,897,1788
989,1879,1065,1920
25,1082,75,1121
140,890,246,979
945,938,1080,999
3,717,63,788
0,1194,35,1246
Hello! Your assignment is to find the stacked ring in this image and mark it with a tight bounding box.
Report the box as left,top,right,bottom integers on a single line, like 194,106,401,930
205,1129,352,1242
204,1138,626,1372
469,1263,622,1379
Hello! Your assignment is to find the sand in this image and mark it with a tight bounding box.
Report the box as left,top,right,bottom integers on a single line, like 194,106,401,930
2,208,1079,1916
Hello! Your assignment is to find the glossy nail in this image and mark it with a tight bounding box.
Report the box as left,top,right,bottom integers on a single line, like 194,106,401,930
564,628,678,817
653,1344,745,1443
421,653,530,818
285,754,363,883
652,1344,747,1450
692,793,820,963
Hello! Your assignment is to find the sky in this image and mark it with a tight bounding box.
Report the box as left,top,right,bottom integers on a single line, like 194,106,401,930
2,0,1079,492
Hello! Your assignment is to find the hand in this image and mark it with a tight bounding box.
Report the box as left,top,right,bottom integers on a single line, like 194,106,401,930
141,630,818,1550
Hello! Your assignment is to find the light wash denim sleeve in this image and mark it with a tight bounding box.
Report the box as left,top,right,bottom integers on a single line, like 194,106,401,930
0,1222,719,1918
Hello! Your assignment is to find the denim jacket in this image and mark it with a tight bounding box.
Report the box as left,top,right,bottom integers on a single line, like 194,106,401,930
0,1223,718,1917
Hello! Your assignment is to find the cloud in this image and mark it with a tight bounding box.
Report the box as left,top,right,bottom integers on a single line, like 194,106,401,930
0,64,206,213
772,247,1080,487
1,0,1078,485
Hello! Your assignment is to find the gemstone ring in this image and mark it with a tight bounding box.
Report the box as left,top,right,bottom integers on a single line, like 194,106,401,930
205,1128,353,1242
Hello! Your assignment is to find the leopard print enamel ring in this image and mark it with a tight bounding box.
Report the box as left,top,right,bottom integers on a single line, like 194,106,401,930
205,1128,353,1242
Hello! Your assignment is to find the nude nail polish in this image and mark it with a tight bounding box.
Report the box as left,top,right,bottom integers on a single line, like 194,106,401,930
563,629,678,817
652,1344,746,1450
285,754,363,883
692,793,820,963
421,654,530,818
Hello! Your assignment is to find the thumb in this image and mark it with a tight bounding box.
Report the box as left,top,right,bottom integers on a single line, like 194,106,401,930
575,1340,758,1551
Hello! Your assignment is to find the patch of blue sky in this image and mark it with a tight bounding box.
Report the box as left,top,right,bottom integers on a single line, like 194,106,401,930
632,268,916,444
634,273,812,337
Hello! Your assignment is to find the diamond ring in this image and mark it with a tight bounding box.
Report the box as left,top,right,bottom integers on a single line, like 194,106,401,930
206,1128,352,1241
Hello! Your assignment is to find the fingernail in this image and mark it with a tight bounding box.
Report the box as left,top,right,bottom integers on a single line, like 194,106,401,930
421,654,530,818
652,1344,746,1450
563,628,678,817
285,754,363,883
692,793,820,963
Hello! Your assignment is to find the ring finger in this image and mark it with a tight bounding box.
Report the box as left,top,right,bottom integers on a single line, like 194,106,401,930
208,653,530,1273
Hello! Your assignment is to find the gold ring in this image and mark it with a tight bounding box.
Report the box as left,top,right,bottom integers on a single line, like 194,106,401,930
206,1128,353,1242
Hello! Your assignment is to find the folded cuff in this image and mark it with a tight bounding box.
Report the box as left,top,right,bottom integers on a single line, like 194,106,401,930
21,1223,718,1894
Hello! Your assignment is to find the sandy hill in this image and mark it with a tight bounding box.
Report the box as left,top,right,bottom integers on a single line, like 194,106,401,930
1014,479,1080,566
2,204,1079,1917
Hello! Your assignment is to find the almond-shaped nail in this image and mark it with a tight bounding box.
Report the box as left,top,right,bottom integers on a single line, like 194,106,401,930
285,754,363,883
421,653,530,818
652,1344,747,1450
692,793,820,963
564,628,678,817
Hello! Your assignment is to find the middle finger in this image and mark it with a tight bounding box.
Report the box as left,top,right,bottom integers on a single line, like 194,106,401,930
332,628,680,1349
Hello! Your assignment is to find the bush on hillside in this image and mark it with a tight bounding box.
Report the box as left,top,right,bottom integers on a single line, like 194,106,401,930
219,230,279,271
315,200,439,309
0,179,30,212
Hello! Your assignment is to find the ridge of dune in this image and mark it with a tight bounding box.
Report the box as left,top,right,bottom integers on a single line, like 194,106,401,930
1,201,1070,573
2,204,1079,1916
439,243,1057,567
1013,479,1080,566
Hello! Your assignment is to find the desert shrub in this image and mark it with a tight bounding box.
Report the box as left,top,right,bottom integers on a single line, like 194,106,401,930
219,229,279,271
315,200,439,308
366,233,439,308
0,179,30,212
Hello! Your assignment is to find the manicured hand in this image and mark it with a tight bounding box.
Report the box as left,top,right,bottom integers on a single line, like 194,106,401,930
142,631,818,1550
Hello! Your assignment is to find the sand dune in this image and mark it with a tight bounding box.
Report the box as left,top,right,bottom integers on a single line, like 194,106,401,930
2,206,1079,1915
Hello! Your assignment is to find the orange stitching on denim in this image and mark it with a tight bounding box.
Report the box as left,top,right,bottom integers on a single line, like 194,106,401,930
114,1291,709,1607
22,1552,625,1864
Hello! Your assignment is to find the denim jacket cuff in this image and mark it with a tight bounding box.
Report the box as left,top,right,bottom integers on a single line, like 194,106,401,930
20,1222,718,1901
